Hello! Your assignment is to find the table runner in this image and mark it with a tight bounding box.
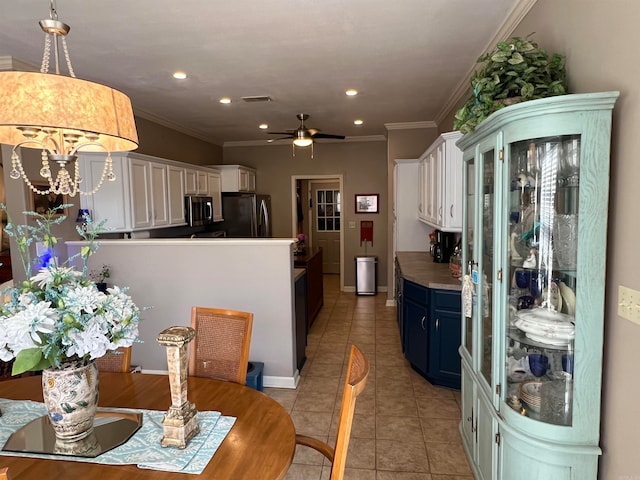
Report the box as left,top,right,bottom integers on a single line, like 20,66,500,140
0,399,236,474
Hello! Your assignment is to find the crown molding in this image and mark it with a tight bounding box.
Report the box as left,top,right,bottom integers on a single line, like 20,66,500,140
133,108,219,145
223,134,386,148
384,121,436,131
0,55,38,72
434,0,538,126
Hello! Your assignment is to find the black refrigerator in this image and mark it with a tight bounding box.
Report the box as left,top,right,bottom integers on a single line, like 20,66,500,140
221,193,272,237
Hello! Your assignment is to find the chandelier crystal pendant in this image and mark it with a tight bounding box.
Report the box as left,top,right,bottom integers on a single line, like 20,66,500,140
0,0,138,197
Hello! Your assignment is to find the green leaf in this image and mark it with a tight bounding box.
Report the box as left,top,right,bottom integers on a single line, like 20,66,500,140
12,348,44,375
507,52,524,65
491,52,508,63
520,83,535,98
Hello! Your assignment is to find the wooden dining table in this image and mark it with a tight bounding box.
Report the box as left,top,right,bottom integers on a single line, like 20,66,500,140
0,373,296,479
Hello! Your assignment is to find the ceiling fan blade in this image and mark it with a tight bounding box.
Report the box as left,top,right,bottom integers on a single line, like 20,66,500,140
266,131,295,136
312,133,345,139
269,136,292,141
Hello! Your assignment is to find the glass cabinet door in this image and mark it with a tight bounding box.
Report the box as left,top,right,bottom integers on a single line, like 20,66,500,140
479,148,495,387
504,135,579,426
462,156,475,359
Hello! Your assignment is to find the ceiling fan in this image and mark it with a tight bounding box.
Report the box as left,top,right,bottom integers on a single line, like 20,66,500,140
267,114,345,157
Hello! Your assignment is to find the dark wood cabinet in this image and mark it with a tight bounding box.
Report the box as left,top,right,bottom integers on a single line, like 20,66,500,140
294,247,324,327
294,269,308,371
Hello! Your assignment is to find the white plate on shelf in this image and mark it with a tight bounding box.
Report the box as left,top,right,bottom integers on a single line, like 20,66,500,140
559,282,576,316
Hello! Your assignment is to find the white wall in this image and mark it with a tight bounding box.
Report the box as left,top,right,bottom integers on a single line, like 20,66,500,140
66,238,299,388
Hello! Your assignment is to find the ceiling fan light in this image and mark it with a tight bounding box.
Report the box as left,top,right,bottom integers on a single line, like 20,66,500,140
293,137,313,147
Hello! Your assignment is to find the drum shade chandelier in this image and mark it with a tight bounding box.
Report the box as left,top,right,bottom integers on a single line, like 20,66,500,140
0,0,138,197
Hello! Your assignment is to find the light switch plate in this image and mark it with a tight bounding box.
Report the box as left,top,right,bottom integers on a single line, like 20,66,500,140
349,221,356,229
618,285,640,325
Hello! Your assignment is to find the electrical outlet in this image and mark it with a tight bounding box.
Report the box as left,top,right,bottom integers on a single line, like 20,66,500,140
618,285,640,325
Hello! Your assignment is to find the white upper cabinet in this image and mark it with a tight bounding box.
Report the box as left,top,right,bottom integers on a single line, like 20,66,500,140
167,165,186,225
129,158,153,229
78,154,131,231
418,131,463,232
217,165,257,192
207,170,223,222
78,152,207,232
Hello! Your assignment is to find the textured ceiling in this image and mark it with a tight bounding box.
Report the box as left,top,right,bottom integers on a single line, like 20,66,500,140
0,0,524,146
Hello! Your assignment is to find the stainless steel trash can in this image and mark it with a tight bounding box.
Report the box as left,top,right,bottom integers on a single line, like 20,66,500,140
355,256,377,295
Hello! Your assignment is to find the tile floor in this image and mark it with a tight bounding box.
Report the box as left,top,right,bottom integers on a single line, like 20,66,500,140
264,274,473,480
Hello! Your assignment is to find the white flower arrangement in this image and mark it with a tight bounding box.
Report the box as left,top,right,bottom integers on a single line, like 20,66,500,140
0,205,141,375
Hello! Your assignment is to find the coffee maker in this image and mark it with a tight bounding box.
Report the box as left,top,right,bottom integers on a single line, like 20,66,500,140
431,229,456,263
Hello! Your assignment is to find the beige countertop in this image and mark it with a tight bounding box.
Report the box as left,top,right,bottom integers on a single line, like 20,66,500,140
395,252,461,291
294,268,306,281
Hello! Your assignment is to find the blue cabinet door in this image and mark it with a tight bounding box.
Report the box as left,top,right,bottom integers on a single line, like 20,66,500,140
404,296,429,376
428,308,462,388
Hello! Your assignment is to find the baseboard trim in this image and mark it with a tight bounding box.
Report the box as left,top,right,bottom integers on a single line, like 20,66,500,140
264,373,299,389
386,299,397,307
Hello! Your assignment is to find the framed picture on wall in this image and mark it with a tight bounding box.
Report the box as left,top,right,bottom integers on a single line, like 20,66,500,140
355,194,379,214
30,183,68,217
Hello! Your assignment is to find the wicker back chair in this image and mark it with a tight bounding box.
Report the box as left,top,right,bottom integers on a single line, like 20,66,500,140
295,345,369,480
95,346,132,373
189,307,254,385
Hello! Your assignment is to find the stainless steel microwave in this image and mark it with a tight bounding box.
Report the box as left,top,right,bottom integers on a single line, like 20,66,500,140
185,196,213,227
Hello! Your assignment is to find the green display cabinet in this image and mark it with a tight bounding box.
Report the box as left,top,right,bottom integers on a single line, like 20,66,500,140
457,92,619,479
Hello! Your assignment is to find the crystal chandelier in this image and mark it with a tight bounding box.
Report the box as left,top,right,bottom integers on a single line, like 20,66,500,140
0,0,138,197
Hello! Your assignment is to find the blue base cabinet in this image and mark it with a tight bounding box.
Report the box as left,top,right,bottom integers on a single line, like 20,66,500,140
458,92,618,479
429,289,462,389
403,280,461,389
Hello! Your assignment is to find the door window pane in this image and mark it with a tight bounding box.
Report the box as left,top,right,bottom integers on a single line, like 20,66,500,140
316,189,341,232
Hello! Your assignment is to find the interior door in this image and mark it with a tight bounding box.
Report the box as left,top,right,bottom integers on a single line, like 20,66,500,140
311,181,340,274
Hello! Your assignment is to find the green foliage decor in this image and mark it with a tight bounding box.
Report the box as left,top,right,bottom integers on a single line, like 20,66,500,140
454,36,567,134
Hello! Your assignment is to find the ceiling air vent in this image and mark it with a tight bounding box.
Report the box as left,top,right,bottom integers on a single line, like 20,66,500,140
241,96,272,103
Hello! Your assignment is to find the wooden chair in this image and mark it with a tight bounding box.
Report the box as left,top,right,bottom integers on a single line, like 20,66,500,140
295,345,369,480
0,466,11,480
189,307,253,385
95,346,132,373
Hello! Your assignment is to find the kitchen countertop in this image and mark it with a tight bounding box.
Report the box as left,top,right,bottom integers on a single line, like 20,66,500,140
294,268,306,281
395,251,461,291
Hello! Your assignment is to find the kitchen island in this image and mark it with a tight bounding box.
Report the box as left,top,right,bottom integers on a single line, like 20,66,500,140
67,238,301,388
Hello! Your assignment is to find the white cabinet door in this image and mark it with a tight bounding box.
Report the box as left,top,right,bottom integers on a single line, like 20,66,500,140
185,169,198,195
417,131,463,232
196,170,209,195
207,171,223,221
150,162,169,227
168,165,186,225
219,165,257,192
424,151,439,225
78,154,131,231
418,157,427,221
129,158,152,229
441,132,464,230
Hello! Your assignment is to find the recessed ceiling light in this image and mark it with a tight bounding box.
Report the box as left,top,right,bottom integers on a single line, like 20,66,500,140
267,139,274,143
173,71,187,80
354,119,364,125
219,97,232,104
259,123,268,129
346,89,358,96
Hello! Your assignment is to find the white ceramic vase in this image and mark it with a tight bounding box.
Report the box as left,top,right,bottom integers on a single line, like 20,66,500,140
42,359,99,442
